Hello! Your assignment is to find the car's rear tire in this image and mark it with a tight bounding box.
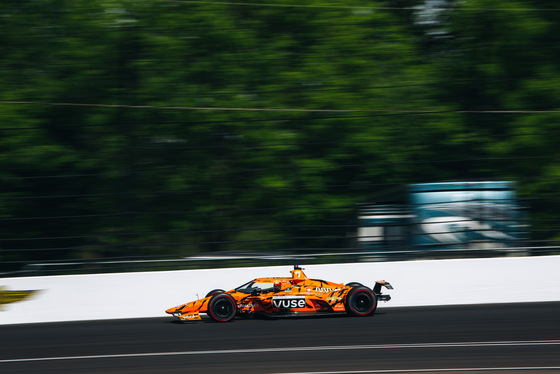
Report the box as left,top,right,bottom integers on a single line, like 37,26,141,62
205,289,226,298
346,282,363,287
207,293,237,322
345,286,377,316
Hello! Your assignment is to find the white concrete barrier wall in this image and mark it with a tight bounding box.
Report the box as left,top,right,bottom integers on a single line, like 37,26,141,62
1,256,559,325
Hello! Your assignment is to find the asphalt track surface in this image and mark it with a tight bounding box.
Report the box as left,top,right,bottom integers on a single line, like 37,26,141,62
1,303,559,374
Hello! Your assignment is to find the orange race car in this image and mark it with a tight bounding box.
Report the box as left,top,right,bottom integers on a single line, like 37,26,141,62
165,266,393,322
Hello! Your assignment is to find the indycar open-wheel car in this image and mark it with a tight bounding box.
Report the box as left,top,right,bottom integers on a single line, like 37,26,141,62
166,265,393,322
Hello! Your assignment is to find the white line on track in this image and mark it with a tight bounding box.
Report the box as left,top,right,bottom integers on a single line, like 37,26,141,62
1,340,559,364
272,368,560,374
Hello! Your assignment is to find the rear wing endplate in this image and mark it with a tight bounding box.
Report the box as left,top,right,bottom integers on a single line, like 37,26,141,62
373,280,393,302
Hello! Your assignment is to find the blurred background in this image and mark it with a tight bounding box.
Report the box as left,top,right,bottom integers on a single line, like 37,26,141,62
1,0,559,276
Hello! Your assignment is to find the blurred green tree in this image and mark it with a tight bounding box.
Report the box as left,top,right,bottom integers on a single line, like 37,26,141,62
2,0,559,272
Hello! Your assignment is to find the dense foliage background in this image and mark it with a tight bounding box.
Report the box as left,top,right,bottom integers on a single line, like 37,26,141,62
1,0,559,274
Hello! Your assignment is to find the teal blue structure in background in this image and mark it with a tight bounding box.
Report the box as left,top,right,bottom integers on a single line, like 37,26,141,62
358,181,525,251
409,181,523,249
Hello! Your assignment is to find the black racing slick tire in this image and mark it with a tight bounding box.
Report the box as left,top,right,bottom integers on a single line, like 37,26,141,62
207,293,237,322
346,282,363,287
345,286,377,317
205,289,226,298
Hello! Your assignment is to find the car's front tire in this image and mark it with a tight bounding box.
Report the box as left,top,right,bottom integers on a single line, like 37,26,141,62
205,289,226,298
207,293,237,322
345,286,377,316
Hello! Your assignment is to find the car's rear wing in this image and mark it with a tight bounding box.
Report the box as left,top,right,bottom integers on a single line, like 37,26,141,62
373,280,393,302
